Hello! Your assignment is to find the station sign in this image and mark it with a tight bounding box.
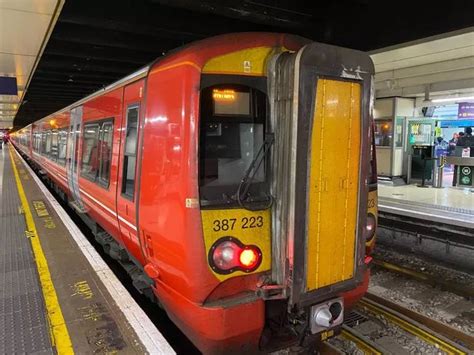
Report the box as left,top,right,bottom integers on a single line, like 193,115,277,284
0,77,17,95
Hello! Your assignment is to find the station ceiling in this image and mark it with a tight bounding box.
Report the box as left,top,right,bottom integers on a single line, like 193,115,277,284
12,0,474,128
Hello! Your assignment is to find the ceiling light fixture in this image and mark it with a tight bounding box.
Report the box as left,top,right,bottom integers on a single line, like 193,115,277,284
432,95,474,103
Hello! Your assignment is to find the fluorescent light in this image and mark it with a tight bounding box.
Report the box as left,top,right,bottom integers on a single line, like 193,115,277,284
432,96,474,103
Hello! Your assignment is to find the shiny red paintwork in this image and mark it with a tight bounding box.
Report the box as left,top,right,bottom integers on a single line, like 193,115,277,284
12,33,371,354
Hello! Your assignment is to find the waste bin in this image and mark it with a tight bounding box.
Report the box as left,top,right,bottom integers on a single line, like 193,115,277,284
410,145,434,185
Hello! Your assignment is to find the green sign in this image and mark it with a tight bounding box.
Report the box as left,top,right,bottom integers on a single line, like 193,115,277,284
459,166,472,186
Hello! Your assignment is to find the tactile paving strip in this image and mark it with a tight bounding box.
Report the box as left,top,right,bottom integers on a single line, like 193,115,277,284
0,148,53,354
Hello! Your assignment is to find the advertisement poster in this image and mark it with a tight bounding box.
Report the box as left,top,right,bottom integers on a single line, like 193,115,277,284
458,102,474,119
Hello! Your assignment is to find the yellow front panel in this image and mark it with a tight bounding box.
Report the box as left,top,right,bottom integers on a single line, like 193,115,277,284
202,47,281,76
306,79,361,291
201,208,271,281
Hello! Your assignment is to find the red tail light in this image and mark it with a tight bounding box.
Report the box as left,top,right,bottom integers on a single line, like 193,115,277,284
209,238,262,274
239,248,259,268
365,213,376,241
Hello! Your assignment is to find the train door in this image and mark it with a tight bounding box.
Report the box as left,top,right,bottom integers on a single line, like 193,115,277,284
116,80,144,261
268,43,374,310
67,106,83,208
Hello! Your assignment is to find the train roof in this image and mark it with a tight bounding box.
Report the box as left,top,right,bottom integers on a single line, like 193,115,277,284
30,32,309,127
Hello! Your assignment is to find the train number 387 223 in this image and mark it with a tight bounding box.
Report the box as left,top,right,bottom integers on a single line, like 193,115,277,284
212,216,264,232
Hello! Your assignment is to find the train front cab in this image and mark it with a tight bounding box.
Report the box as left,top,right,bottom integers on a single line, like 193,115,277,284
199,44,373,350
10,36,377,354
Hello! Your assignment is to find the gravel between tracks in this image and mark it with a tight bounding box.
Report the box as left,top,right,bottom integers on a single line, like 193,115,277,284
370,247,474,336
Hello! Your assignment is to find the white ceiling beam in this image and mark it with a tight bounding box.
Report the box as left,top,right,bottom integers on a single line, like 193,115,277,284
375,56,474,82
375,67,474,91
376,78,474,98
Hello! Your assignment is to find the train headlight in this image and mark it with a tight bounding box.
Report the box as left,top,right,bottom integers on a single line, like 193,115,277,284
209,237,262,274
365,213,376,241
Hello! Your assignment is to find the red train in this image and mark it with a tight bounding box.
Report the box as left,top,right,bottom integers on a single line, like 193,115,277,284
13,33,378,354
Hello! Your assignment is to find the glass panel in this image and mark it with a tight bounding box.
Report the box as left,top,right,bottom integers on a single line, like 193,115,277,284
213,89,250,116
122,156,136,197
199,84,268,204
81,124,100,180
74,124,80,173
125,107,138,155
122,106,139,198
45,131,52,155
394,117,404,148
98,122,113,185
58,129,68,165
374,119,393,147
200,123,264,186
408,122,433,145
41,132,47,154
51,130,59,161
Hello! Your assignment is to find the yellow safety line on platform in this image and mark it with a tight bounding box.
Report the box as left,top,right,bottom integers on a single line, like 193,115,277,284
9,148,74,355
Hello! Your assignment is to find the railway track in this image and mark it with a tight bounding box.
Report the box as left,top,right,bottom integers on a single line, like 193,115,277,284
339,325,383,354
372,258,474,299
360,293,472,353
324,292,473,354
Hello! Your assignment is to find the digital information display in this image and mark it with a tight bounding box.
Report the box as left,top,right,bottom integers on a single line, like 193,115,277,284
213,89,250,116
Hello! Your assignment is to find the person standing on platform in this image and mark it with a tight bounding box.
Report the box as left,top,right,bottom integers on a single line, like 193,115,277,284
434,121,442,139
456,127,473,148
448,132,458,156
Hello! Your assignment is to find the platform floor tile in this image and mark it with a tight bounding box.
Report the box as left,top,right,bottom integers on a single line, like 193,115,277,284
0,148,53,354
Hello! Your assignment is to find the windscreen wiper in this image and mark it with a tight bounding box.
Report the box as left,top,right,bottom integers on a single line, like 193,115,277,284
235,133,274,210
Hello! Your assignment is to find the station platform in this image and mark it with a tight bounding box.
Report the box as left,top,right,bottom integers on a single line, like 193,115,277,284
0,145,174,354
376,182,474,270
378,183,474,229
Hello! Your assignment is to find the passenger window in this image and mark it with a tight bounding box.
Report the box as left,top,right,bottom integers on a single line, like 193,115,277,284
45,131,52,156
122,105,139,199
41,132,47,155
98,122,113,186
51,130,59,161
73,124,80,173
81,124,100,180
33,132,40,152
57,129,68,166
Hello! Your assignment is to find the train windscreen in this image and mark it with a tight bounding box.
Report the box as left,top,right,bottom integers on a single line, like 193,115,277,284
199,84,270,206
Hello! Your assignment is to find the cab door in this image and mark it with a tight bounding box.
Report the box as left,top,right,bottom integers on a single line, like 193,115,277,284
268,43,374,309
117,80,144,262
67,106,84,209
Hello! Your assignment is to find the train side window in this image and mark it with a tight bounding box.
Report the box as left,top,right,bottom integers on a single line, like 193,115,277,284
57,129,68,166
51,129,59,161
98,122,113,186
45,131,52,156
121,105,139,199
41,131,48,155
34,132,41,152
32,133,37,152
81,123,100,181
74,124,80,173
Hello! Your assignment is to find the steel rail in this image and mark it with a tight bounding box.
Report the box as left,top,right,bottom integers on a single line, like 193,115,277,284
372,258,474,299
365,292,474,351
340,325,384,355
318,339,344,354
359,295,471,354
